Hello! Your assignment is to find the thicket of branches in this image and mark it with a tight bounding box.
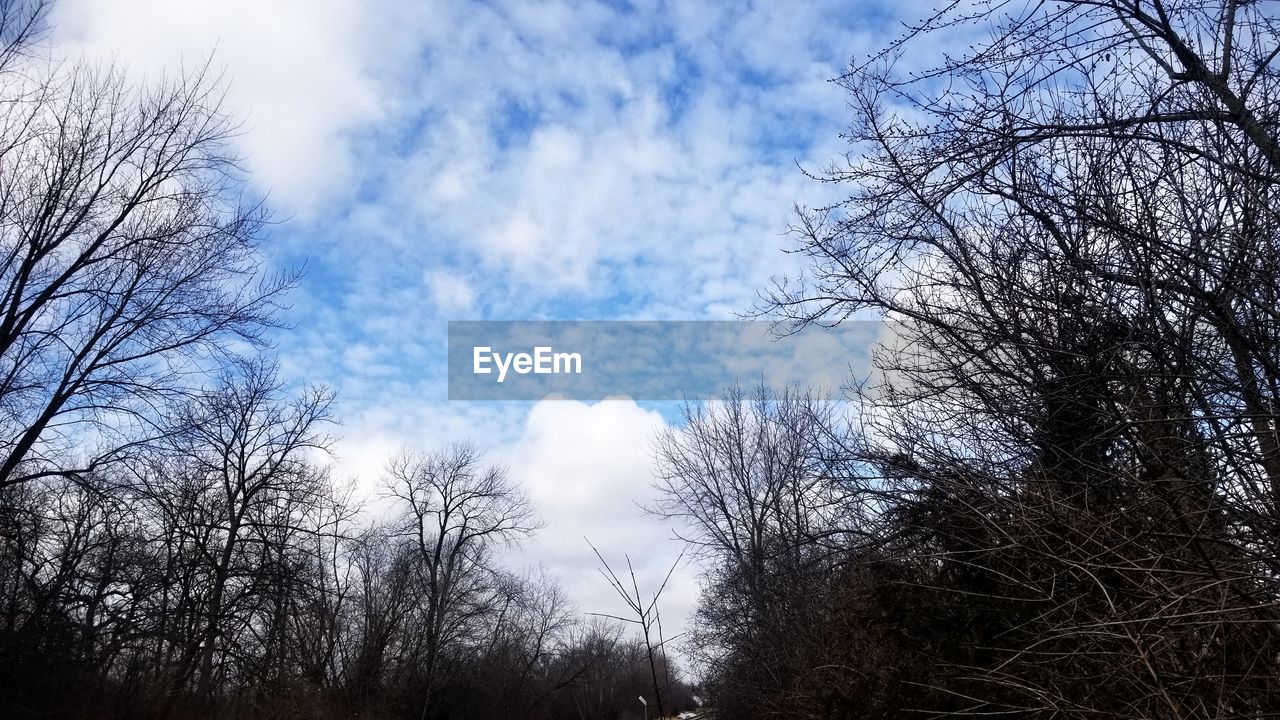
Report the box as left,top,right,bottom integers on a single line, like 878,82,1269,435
652,1,1280,718
0,3,697,719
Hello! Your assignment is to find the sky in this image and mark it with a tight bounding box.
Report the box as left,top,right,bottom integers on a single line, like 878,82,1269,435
44,0,928,663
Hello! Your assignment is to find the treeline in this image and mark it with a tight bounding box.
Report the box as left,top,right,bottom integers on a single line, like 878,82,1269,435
1,366,690,720
653,2,1280,718
0,3,695,719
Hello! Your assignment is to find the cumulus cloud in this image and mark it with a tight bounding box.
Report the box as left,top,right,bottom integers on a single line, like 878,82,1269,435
498,399,696,639
305,0,865,320
46,0,392,216
325,396,697,647
426,271,478,316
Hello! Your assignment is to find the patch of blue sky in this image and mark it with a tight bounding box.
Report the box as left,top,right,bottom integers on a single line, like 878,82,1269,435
205,0,927,437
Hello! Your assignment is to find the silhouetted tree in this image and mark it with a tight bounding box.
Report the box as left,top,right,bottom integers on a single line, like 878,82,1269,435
385,443,539,720
749,0,1280,716
0,0,291,492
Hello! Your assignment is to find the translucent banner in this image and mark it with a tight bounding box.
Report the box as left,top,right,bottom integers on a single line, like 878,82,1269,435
447,320,882,400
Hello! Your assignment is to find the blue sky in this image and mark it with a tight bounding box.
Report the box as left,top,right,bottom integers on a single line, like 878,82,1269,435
46,0,926,659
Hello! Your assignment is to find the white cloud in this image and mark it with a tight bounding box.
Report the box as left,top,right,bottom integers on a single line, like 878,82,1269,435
46,0,391,216
298,0,862,314
498,399,697,647
426,271,477,315
323,396,698,654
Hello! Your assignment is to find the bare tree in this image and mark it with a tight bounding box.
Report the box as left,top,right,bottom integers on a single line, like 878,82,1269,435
586,538,684,720
0,6,292,490
650,386,893,719
385,442,538,720
752,1,1280,716
652,385,860,574
157,357,334,702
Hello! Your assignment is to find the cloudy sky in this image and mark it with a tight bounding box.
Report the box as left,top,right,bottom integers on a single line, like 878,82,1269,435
46,0,923,656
